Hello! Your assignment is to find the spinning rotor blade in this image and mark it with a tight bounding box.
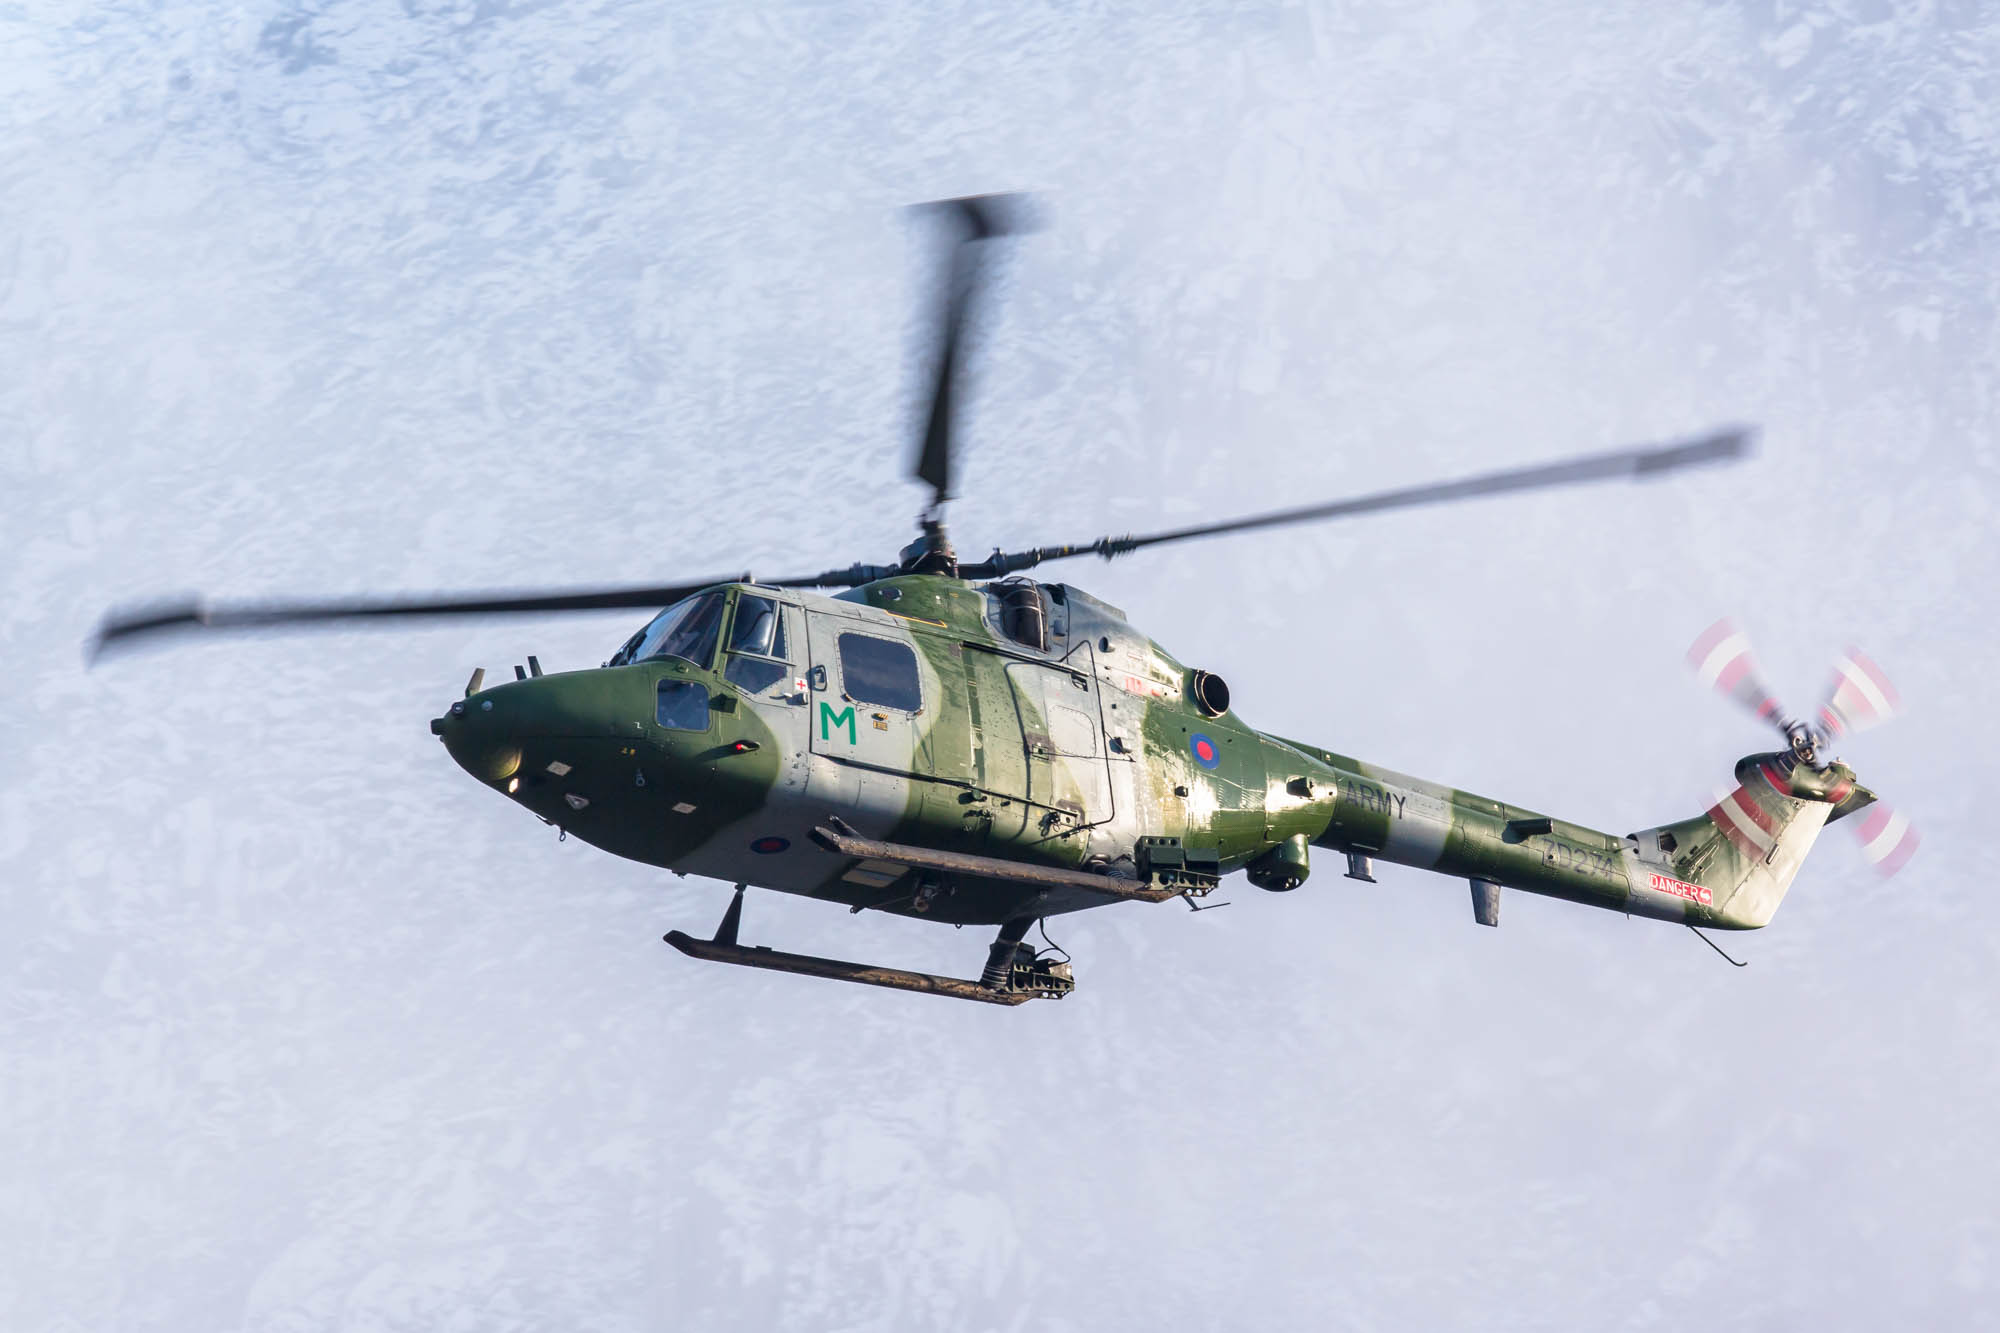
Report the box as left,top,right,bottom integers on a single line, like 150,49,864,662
1686,616,1790,732
1848,796,1921,877
91,575,758,660
1816,646,1901,741
1684,619,1918,875
961,426,1752,579
911,193,1039,511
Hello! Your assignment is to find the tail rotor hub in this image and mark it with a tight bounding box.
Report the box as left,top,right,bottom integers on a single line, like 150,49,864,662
1785,722,1821,770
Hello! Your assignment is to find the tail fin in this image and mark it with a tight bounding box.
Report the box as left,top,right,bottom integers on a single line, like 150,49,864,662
1627,754,1866,929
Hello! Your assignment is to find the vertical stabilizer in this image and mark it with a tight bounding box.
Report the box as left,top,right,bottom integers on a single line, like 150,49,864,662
1626,754,1863,929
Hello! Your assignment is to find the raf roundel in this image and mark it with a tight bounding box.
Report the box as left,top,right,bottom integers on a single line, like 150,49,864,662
1189,733,1221,770
749,836,790,855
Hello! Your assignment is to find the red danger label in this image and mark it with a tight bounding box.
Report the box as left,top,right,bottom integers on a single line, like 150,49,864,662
1649,872,1713,905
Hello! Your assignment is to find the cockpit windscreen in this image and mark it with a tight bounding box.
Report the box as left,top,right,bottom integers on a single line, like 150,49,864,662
607,591,726,669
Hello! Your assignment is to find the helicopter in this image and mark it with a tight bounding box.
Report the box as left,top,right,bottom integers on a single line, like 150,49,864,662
93,194,1916,1005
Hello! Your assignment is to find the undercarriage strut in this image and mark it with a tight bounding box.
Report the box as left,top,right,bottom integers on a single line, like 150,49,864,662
979,917,1035,989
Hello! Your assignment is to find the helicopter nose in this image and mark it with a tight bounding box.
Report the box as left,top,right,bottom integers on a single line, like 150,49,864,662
430,670,648,789
431,693,525,784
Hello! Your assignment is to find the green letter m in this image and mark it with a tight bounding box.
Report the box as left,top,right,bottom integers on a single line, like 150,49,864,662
819,702,857,745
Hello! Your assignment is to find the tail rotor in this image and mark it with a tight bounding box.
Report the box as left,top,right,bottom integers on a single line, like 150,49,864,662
1851,797,1922,876
1686,616,1789,730
1817,646,1901,742
1686,618,1920,877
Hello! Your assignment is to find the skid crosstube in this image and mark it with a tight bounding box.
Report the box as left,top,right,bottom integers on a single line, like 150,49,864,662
807,820,1178,903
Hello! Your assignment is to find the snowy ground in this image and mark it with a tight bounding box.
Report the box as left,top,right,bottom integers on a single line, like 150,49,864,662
5,3,1997,1329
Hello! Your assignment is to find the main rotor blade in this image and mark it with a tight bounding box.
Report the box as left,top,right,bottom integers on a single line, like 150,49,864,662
961,425,1754,579
90,575,752,661
911,193,1038,511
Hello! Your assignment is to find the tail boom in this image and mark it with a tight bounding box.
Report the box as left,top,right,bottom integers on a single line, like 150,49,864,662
1269,738,1857,931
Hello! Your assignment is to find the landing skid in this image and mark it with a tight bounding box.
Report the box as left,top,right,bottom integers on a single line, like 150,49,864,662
663,888,1073,1007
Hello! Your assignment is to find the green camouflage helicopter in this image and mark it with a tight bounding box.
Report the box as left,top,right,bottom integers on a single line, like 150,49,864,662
95,195,1917,1005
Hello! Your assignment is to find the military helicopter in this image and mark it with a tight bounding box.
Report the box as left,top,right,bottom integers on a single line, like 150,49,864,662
94,195,1914,1005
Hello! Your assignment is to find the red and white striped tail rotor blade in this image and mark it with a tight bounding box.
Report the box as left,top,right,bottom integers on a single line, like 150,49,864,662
1705,780,1780,860
1816,646,1901,741
1850,800,1920,877
1687,618,1787,727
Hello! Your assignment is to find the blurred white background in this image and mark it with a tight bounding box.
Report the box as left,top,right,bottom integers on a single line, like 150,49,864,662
5,2,1996,1328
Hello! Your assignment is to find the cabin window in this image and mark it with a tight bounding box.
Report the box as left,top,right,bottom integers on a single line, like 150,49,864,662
838,632,921,712
724,596,790,694
656,679,710,731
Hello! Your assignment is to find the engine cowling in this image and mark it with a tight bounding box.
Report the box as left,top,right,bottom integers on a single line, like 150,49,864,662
1191,669,1230,717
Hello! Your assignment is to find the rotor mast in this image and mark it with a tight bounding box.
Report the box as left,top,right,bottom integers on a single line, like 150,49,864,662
898,192,1040,581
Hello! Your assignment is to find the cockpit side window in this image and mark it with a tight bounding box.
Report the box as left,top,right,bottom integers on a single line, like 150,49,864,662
724,595,791,695
656,679,710,731
729,595,784,658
